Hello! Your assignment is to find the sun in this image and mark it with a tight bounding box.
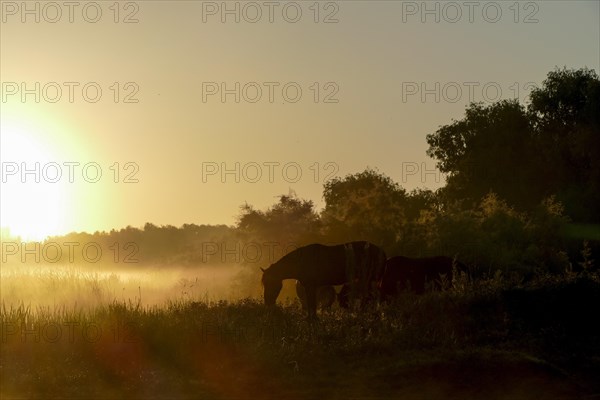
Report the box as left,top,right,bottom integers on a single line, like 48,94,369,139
1,120,70,242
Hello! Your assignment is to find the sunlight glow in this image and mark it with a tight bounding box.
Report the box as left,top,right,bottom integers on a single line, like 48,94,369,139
1,120,70,241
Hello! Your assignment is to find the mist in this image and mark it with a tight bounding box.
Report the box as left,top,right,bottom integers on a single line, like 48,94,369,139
0,263,265,311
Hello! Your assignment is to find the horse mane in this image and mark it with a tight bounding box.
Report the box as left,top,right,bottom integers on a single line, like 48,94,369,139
261,273,265,287
261,264,277,286
261,267,269,287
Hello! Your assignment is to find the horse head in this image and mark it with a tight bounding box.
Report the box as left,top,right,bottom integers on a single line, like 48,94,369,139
261,265,282,306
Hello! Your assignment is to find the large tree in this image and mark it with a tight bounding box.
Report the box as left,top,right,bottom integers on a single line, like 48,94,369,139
426,67,600,222
529,67,600,222
321,168,407,251
236,193,322,246
426,99,538,210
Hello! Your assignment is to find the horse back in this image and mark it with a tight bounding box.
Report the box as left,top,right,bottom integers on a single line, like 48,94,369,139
291,244,349,285
277,242,386,287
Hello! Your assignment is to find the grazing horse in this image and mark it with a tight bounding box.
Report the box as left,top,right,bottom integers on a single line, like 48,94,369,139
295,281,336,311
380,256,466,298
261,241,387,317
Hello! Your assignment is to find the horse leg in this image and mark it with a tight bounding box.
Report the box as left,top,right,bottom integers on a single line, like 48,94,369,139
338,284,350,308
295,281,308,311
304,285,318,319
322,286,336,310
414,276,426,294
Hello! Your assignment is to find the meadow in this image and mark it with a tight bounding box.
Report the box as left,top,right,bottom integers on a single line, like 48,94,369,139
2,263,599,399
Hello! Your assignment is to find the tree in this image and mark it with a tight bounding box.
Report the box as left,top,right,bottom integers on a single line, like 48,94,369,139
321,168,407,251
528,67,600,222
426,99,539,210
236,193,321,246
426,67,600,223
404,188,440,221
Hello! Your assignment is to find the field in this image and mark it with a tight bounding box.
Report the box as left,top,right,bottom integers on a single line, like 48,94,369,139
2,264,600,399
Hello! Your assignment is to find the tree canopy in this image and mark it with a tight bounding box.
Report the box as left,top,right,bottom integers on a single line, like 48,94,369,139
426,67,600,222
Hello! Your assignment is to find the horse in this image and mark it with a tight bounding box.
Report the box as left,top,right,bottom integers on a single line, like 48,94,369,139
380,255,467,298
295,281,336,311
261,241,387,317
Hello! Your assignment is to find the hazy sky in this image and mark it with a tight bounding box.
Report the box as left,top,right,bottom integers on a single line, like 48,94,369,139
1,0,599,240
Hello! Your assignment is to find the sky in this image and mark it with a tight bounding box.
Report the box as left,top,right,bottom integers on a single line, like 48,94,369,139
1,0,599,240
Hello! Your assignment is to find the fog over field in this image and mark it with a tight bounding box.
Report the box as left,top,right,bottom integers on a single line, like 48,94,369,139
0,263,262,310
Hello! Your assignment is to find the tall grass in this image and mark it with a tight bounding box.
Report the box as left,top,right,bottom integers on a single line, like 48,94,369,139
1,264,599,399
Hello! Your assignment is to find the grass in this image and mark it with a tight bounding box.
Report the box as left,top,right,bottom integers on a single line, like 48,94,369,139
1,265,600,399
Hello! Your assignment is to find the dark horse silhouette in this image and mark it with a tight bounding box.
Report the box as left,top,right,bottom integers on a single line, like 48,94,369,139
380,256,466,298
295,281,336,311
261,241,387,317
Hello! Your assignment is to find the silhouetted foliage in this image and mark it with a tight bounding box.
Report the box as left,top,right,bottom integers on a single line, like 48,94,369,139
321,168,408,251
529,67,600,223
427,100,537,210
236,194,322,247
427,67,600,224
